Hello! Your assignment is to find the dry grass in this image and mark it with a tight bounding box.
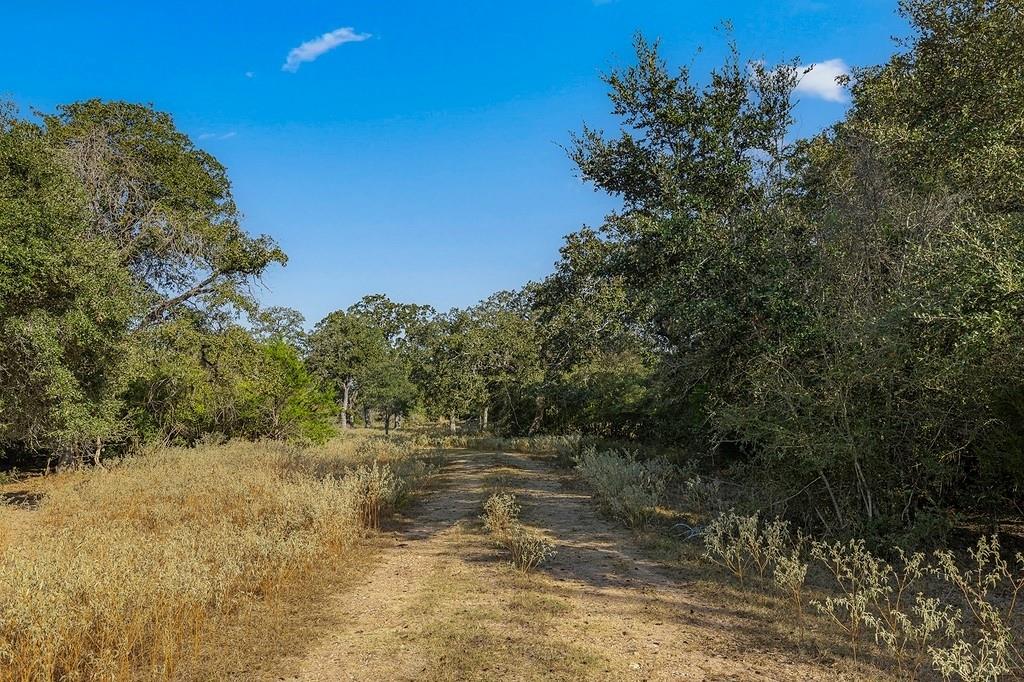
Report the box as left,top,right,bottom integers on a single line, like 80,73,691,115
0,432,439,681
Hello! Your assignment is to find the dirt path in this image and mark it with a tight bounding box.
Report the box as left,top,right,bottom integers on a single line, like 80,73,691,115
273,451,848,681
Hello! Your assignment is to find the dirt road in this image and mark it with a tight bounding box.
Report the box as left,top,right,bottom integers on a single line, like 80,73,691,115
272,451,849,681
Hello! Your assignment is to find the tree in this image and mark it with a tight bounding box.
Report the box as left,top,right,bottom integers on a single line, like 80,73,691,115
844,0,1024,211
251,306,307,351
0,99,290,464
236,341,335,445
359,348,417,435
43,100,286,328
0,105,138,467
414,312,487,433
307,311,388,429
568,34,805,445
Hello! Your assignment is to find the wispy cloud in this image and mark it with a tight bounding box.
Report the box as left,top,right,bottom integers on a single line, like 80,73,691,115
244,71,255,79
794,58,850,102
198,131,237,141
282,26,371,73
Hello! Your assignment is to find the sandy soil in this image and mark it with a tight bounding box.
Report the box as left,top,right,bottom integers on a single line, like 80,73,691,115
249,450,863,682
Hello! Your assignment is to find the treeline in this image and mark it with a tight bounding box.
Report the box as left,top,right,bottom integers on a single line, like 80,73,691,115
3,0,1022,540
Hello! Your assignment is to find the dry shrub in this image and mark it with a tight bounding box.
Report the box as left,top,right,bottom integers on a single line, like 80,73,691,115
698,507,1023,680
929,537,1024,681
575,448,672,529
702,510,793,589
481,492,555,573
0,438,436,681
482,491,521,537
346,461,399,530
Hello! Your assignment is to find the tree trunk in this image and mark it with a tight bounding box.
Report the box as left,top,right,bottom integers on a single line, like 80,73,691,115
56,445,81,472
93,437,103,467
384,411,391,436
340,381,351,430
528,397,545,435
449,413,457,434
363,406,371,428
481,405,489,431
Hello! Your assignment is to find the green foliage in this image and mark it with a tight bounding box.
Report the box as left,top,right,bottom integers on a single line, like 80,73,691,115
308,310,389,426
549,2,1024,535
128,325,334,446
0,98,296,463
0,108,137,462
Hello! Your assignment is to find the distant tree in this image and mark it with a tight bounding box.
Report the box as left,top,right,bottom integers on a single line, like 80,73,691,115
414,313,487,433
236,341,335,445
307,311,388,429
348,294,435,349
252,306,307,351
359,349,417,435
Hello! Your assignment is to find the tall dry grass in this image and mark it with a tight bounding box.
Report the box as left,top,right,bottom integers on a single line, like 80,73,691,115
0,434,439,681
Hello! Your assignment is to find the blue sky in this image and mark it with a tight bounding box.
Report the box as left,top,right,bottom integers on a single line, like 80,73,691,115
2,1,907,324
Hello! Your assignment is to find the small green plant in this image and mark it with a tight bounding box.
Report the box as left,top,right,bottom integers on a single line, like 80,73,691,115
702,510,756,587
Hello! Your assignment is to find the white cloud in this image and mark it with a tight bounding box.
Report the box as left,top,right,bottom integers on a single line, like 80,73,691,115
245,71,255,79
794,58,850,103
282,26,371,73
198,131,237,141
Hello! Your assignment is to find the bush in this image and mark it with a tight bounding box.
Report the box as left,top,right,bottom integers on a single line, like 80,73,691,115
702,510,792,589
504,525,558,573
929,537,1024,681
481,492,556,573
575,448,672,528
346,461,400,530
698,512,1023,679
482,491,521,537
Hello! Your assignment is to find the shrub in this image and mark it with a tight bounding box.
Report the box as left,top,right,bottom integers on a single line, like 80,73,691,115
482,491,521,537
678,472,723,518
810,539,892,663
702,510,792,589
698,510,1023,680
481,492,555,573
504,525,557,573
773,548,809,636
929,536,1024,681
346,461,400,530
576,448,672,528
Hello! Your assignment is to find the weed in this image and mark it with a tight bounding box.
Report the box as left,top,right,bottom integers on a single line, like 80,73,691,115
481,492,555,573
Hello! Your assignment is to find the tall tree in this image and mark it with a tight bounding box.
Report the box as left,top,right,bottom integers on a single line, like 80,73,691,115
0,105,137,466
43,100,286,328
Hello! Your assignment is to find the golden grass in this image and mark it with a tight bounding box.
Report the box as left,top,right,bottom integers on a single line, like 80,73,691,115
0,433,438,681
